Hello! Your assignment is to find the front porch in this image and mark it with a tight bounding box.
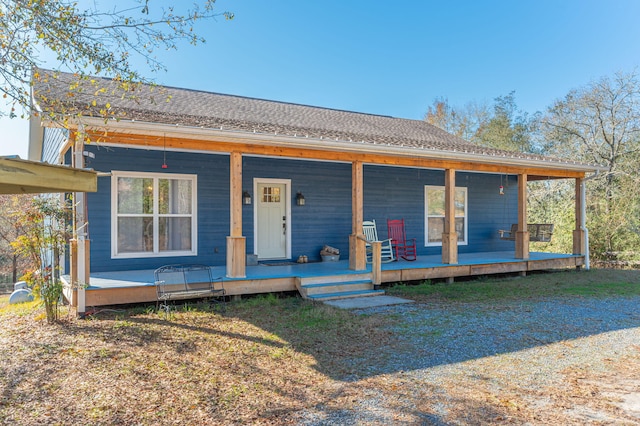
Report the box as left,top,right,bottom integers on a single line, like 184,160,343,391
62,251,585,308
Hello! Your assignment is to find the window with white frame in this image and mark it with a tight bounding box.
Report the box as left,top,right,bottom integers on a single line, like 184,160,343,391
112,172,197,258
424,185,467,246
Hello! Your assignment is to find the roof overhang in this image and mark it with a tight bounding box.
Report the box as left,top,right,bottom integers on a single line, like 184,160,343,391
0,156,98,194
50,117,608,176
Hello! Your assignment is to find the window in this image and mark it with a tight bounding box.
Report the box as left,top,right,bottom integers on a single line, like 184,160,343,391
261,186,281,203
112,172,197,258
425,185,467,246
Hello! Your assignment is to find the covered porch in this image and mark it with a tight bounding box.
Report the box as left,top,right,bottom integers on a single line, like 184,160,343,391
63,251,584,308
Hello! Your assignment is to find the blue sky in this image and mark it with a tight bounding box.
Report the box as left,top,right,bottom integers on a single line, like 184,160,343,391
3,0,640,158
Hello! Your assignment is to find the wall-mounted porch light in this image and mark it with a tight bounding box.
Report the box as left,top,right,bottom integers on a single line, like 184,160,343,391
296,191,305,206
243,190,252,205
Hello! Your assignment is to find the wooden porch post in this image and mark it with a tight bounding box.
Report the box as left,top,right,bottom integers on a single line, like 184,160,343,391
71,130,90,317
515,173,530,259
573,177,586,255
349,161,366,271
226,151,246,278
442,168,458,264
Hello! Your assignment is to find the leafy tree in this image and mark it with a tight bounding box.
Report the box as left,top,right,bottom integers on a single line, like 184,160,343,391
0,194,32,282
527,180,574,254
425,92,535,153
539,71,640,258
11,197,71,323
425,97,490,143
477,92,535,153
1,0,233,120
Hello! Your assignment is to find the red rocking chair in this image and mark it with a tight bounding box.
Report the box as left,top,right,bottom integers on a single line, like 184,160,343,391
387,219,417,261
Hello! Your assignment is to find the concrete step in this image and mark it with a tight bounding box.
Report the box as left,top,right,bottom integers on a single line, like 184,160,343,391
306,289,385,301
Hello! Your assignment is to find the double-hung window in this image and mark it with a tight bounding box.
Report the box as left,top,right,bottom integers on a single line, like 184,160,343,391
425,185,467,246
112,171,197,258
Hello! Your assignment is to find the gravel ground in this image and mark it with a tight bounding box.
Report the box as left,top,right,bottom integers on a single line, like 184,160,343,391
298,296,640,425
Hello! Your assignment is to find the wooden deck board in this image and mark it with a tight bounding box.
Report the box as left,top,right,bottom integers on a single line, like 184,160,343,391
61,252,584,307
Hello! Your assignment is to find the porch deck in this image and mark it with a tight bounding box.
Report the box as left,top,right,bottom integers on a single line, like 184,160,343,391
62,251,584,307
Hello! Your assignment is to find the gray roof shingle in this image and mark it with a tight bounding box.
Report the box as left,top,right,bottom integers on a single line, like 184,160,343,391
32,69,599,170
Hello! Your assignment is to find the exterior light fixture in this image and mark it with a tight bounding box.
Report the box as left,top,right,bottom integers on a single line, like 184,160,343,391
296,191,305,206
243,190,252,205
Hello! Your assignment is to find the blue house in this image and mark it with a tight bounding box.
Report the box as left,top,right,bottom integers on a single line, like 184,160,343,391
29,70,603,310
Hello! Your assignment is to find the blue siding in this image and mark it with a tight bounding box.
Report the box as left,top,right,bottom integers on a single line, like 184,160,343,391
363,166,518,255
85,145,230,272
85,146,519,271
243,157,352,261
41,128,67,163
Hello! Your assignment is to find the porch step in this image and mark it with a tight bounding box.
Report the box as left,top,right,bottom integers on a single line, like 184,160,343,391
302,279,372,295
296,274,384,301
298,273,371,286
306,289,385,301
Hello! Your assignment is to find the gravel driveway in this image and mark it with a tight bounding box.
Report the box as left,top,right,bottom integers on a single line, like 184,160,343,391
298,296,640,425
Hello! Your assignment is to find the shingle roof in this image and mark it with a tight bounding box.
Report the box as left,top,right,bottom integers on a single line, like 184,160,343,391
32,69,599,171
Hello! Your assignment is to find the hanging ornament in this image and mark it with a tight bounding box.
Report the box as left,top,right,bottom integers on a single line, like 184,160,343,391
499,185,504,195
162,135,168,169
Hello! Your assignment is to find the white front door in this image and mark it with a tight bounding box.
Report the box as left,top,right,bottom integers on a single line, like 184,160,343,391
255,179,290,259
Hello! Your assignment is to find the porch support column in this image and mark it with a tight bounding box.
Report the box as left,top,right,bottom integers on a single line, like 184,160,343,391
349,161,366,271
515,173,530,259
71,129,90,318
573,178,586,255
226,151,246,278
442,168,458,264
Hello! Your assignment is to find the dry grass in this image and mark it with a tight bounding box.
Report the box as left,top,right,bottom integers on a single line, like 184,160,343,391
1,270,639,425
0,295,393,425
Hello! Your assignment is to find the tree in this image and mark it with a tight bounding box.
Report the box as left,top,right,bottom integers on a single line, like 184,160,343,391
1,0,233,120
425,92,535,153
539,71,640,258
11,197,71,323
0,194,32,282
477,92,535,153
425,97,490,143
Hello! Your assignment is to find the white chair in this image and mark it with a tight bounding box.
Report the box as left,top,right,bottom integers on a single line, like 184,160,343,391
362,220,395,263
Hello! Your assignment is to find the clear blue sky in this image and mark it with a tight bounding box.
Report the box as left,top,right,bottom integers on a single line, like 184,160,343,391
3,0,640,158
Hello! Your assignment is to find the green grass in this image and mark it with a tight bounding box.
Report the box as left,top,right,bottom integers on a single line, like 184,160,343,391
386,268,640,302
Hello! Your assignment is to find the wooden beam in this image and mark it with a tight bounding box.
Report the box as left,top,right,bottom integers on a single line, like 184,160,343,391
227,152,245,278
0,157,97,194
86,131,587,179
515,173,529,259
226,236,246,278
350,161,366,271
371,241,382,285
229,152,243,237
442,168,458,264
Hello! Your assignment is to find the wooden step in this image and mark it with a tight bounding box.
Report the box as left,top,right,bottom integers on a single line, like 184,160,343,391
298,273,371,286
306,289,385,301
296,274,384,301
300,279,373,296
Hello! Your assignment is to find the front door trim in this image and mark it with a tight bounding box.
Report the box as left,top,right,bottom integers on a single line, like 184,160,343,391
253,178,292,260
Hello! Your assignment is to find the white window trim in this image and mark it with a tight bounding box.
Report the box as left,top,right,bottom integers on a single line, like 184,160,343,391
424,185,468,247
111,171,198,259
